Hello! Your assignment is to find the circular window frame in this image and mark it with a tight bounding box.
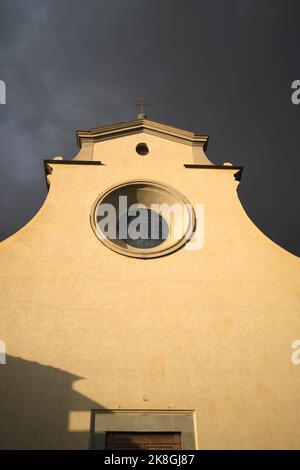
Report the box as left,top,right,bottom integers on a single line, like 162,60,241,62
91,179,196,259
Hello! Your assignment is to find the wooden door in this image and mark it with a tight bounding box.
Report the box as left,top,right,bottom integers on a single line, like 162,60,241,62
105,432,182,450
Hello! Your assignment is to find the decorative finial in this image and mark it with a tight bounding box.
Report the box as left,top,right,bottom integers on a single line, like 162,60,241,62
135,99,151,119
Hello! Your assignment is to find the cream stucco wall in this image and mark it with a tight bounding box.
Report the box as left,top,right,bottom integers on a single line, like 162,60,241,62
0,128,299,449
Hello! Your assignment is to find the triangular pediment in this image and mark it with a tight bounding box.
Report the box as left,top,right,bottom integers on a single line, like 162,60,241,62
76,117,209,149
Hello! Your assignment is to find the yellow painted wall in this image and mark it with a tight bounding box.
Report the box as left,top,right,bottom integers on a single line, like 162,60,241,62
0,129,299,449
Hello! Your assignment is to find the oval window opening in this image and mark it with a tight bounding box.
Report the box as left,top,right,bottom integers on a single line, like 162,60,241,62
91,180,195,259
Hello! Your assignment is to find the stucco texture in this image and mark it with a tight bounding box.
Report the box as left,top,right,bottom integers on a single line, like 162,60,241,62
0,125,299,449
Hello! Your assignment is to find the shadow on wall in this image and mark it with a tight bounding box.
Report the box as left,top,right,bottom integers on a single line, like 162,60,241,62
0,355,105,449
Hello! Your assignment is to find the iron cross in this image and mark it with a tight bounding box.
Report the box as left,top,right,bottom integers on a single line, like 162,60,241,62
135,99,151,115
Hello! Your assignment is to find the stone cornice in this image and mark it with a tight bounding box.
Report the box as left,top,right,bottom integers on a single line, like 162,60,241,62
76,118,209,149
184,164,243,181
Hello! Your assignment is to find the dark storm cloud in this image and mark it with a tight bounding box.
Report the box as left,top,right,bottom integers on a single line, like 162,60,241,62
0,0,299,254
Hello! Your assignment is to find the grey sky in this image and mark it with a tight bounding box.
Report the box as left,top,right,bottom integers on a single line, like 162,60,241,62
0,0,299,254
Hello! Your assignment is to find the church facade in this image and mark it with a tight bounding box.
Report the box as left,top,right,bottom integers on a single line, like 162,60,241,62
0,116,299,449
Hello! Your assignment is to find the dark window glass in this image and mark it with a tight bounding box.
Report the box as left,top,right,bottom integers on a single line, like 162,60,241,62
117,208,169,249
136,143,149,155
